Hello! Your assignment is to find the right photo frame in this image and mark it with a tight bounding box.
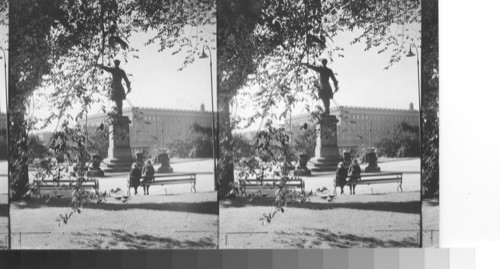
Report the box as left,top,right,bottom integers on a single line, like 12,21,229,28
217,0,439,248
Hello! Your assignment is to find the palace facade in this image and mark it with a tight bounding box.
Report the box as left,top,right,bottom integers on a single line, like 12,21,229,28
291,103,419,152
78,105,213,154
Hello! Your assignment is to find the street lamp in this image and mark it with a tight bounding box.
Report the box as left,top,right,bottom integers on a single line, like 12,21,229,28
0,47,7,249
199,45,218,191
406,44,421,109
406,43,423,246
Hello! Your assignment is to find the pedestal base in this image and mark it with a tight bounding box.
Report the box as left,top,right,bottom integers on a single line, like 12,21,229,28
294,168,311,176
365,165,381,173
103,116,133,173
103,157,134,173
158,166,173,173
87,169,105,177
311,157,343,172
311,115,342,172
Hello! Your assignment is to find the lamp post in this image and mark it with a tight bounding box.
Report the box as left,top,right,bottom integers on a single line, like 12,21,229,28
0,47,8,249
406,44,421,109
199,45,218,191
406,43,422,246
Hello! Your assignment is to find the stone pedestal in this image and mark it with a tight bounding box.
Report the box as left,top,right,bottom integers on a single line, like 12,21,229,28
87,154,104,177
343,152,352,167
294,153,311,176
311,115,343,172
157,153,173,173
364,151,381,172
103,116,134,172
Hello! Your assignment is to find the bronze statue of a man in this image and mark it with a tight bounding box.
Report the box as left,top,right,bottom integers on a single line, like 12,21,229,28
96,59,131,115
303,59,339,115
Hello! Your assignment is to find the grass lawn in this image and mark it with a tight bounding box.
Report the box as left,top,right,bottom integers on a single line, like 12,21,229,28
10,192,218,249
220,191,420,248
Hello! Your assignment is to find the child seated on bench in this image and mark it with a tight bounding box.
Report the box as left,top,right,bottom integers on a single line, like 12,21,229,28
335,162,348,195
129,162,142,195
141,160,155,195
348,160,361,195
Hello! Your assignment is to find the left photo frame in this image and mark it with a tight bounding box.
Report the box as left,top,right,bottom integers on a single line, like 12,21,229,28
7,0,217,249
0,0,8,250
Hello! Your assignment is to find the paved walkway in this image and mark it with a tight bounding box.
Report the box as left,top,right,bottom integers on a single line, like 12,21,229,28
300,158,420,195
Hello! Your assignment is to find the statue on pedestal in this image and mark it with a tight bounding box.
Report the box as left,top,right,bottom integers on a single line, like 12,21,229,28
157,153,173,173
96,60,134,172
96,59,131,115
294,153,311,176
364,151,381,172
87,154,104,177
303,59,339,115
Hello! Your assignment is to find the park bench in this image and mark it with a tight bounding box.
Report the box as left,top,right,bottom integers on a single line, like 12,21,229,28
128,172,197,195
343,172,403,194
238,178,305,197
32,179,100,198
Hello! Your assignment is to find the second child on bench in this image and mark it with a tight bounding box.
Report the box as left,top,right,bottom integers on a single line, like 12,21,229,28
141,160,155,195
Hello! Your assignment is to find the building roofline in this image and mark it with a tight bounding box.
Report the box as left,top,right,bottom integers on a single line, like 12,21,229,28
292,105,419,118
123,107,210,113
336,105,419,112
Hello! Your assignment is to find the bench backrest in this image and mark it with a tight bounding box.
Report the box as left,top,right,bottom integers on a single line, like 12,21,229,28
239,178,304,188
145,173,196,179
350,172,402,180
33,179,98,188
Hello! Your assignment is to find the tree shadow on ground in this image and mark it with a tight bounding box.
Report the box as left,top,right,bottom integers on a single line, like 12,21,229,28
11,198,218,215
220,197,419,214
274,228,418,248
72,228,216,249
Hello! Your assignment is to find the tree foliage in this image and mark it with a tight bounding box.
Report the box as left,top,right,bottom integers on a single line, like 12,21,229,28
376,121,419,157
27,135,51,163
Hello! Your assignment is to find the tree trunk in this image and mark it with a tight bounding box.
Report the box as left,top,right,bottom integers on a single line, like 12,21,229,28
217,92,235,200
9,84,30,200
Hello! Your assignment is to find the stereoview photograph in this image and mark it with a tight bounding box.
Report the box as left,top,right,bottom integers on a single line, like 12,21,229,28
8,0,217,249
217,0,432,248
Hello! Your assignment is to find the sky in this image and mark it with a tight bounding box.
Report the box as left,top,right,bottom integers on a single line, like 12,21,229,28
123,27,216,112
235,23,421,131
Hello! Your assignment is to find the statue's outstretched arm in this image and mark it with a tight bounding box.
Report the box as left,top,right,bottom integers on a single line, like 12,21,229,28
95,64,113,73
304,63,321,73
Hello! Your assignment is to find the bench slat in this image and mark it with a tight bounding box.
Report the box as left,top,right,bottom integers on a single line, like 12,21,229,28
238,178,305,196
130,173,197,195
341,173,403,193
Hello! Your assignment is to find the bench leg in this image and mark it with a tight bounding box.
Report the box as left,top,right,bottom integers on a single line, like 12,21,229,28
164,188,168,196
397,182,403,192
191,183,196,193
